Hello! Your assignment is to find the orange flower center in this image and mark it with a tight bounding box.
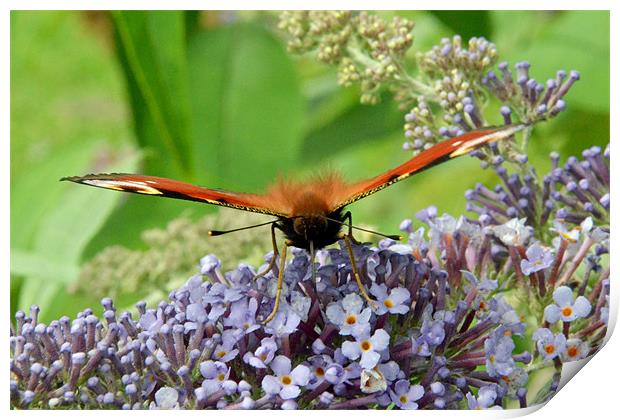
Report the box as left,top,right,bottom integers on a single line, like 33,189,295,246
567,346,579,358
399,395,408,404
217,373,225,381
345,315,357,325
384,299,394,309
544,344,556,355
281,375,292,386
562,307,573,317
361,340,372,351
315,367,325,377
216,351,226,358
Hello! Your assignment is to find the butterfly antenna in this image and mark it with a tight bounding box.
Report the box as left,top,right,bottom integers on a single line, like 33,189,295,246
321,216,402,241
209,220,277,236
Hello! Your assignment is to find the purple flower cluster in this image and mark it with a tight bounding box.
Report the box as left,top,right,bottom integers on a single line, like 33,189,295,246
418,35,497,81
483,63,580,123
403,54,579,157
466,143,610,228
9,231,530,409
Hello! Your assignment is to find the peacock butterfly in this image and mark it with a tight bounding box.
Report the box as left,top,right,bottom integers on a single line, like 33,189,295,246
62,123,527,321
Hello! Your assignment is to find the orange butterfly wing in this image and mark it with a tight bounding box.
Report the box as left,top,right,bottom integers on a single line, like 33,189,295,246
333,124,527,209
62,125,527,218
60,173,288,217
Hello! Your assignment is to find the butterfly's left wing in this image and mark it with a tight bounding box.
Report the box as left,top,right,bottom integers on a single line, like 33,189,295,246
333,124,527,209
61,173,289,217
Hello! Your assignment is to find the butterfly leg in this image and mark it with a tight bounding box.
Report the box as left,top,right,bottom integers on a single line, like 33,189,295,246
341,233,378,310
342,211,362,245
254,223,280,280
262,240,292,325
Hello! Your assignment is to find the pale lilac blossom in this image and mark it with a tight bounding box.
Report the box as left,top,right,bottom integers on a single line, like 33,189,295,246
243,337,277,368
544,286,592,323
389,380,424,409
341,329,390,369
561,338,590,362
369,283,410,315
466,385,502,409
261,356,310,400
520,243,554,275
533,328,567,359
326,293,372,337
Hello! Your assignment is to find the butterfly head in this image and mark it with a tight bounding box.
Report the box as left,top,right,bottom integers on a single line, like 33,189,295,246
278,209,345,251
293,216,328,240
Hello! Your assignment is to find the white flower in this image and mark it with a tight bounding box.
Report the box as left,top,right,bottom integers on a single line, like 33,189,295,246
561,338,590,362
326,293,372,337
388,243,414,255
261,356,310,400
289,291,312,322
264,308,301,337
370,283,410,315
360,367,387,394
407,227,427,250
543,286,592,323
552,217,596,243
429,213,458,243
492,218,530,246
341,329,390,369
153,387,179,409
533,328,567,360
456,215,479,238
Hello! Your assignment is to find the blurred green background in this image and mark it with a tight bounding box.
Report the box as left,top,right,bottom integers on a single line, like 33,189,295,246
10,11,609,322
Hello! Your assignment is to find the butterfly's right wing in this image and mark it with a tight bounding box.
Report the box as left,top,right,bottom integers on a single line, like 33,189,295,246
333,124,528,209
61,173,289,217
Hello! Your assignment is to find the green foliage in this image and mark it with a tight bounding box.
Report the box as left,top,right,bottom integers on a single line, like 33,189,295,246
71,210,274,310
187,22,304,190
491,11,609,112
430,11,492,40
15,149,139,321
113,11,193,179
10,11,609,322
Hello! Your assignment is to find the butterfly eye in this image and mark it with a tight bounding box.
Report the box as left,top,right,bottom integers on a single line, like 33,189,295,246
293,216,328,237
293,217,307,236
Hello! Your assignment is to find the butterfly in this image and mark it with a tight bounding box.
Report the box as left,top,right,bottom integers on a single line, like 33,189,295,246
62,123,527,322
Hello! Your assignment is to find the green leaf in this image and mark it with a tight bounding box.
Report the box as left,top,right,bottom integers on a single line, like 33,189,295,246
302,95,403,165
429,11,492,40
187,23,304,191
82,194,208,258
112,11,193,179
489,10,552,50
17,152,139,321
11,141,99,251
10,11,131,182
11,249,79,282
492,11,609,113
